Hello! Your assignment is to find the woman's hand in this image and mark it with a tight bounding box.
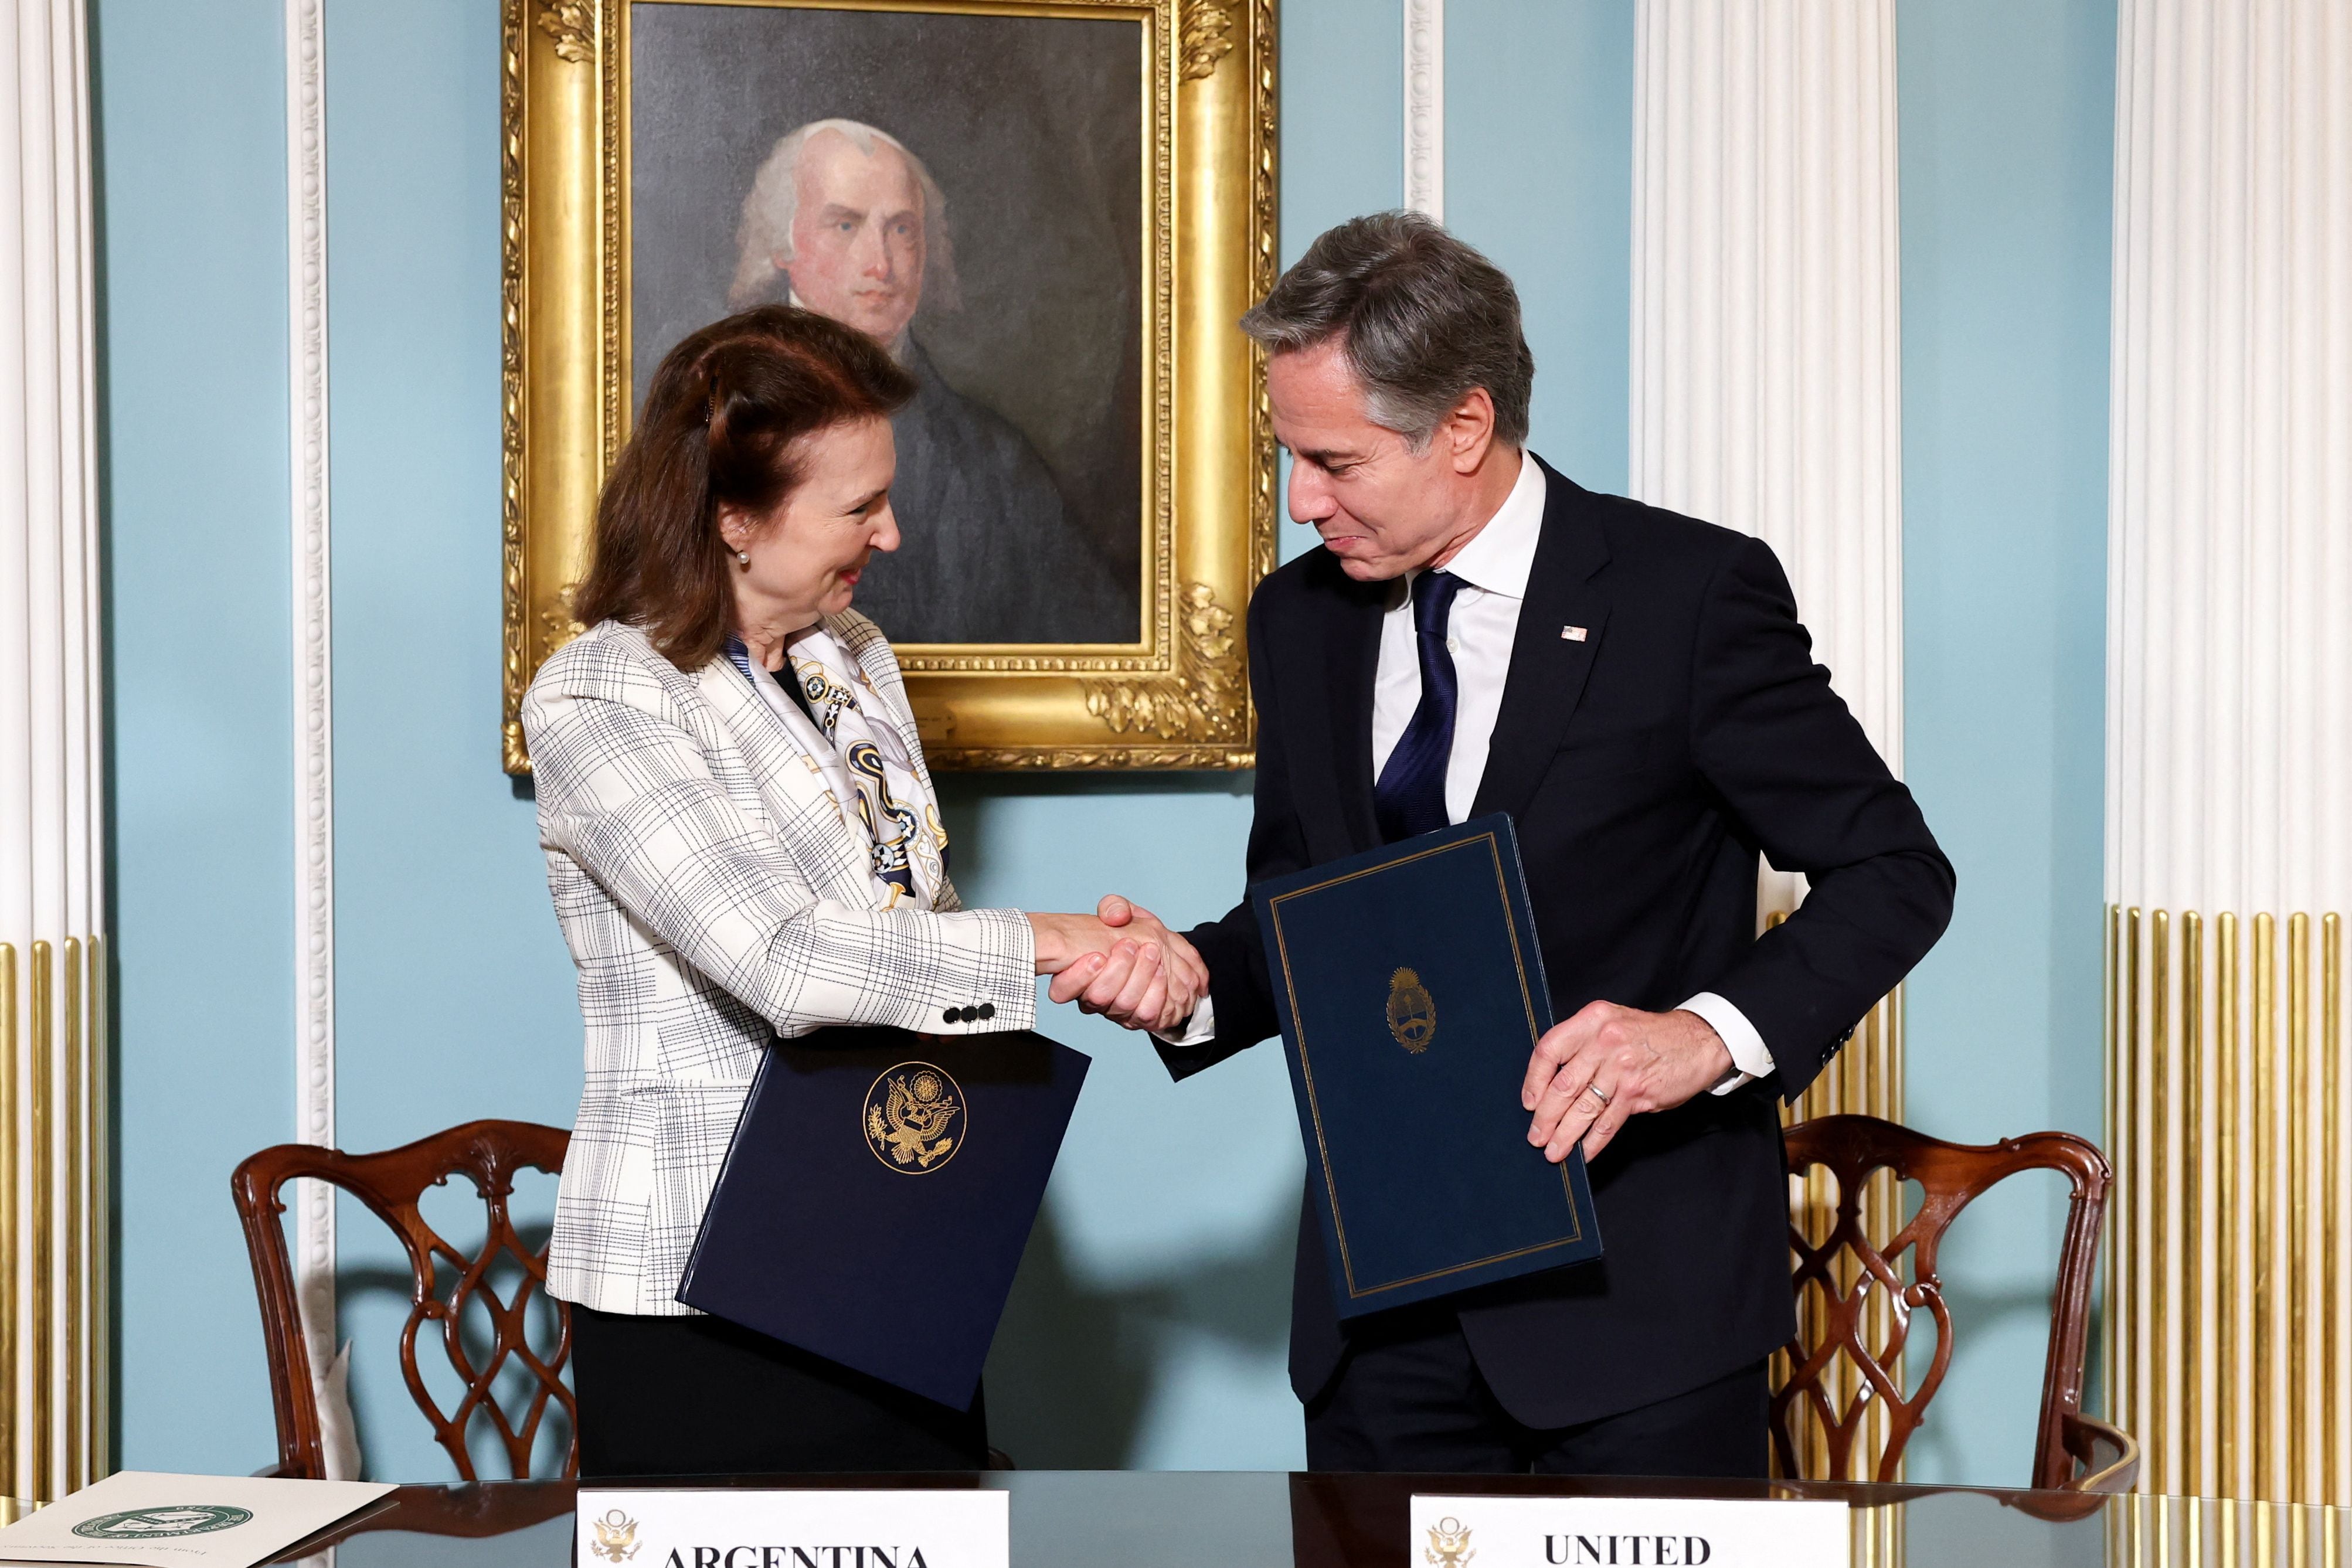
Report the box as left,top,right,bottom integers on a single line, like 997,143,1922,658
1027,898,1207,1034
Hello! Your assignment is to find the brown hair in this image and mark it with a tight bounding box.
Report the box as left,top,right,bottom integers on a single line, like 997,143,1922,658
573,304,916,669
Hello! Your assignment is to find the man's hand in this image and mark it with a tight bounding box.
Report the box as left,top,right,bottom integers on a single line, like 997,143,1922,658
1031,896,1208,1035
1520,1002,1733,1164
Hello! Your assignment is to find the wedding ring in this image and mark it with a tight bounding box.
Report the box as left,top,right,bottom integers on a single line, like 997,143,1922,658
1584,1082,1612,1107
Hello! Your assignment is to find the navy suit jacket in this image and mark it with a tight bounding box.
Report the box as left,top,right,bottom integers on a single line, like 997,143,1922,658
1164,457,1955,1428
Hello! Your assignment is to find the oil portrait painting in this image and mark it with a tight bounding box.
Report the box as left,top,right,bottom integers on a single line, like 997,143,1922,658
504,0,1276,770
628,7,1144,645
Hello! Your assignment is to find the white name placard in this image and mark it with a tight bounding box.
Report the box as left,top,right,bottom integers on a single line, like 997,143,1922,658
576,1488,1008,1568
1411,1494,1850,1568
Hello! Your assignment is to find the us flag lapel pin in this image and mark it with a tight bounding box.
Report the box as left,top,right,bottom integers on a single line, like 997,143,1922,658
1561,625,1588,642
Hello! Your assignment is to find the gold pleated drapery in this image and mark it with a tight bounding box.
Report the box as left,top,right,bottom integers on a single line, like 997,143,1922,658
1762,878,1908,1479
1768,979,1905,1567
1773,989,1907,1470
2107,905,2349,1505
0,937,108,1502
2106,1493,2346,1567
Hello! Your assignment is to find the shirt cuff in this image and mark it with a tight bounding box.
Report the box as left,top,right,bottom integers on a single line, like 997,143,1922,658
1679,991,1774,1095
1153,995,1218,1047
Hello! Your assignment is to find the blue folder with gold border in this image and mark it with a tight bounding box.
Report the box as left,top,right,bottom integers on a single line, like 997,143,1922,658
677,1025,1089,1410
1253,815,1603,1317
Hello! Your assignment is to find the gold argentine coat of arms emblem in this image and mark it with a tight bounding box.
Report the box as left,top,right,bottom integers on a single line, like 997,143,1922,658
1425,1515,1475,1568
864,1062,964,1172
1387,967,1437,1053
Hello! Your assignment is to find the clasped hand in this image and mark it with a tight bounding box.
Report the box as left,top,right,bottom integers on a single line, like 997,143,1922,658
1028,896,1207,1036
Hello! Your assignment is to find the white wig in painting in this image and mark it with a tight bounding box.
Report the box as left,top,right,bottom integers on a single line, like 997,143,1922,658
729,117,963,312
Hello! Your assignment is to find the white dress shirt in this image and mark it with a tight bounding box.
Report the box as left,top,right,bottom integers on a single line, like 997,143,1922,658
1165,453,1775,1092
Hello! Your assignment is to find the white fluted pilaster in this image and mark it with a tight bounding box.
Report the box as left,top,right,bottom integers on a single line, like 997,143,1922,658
1629,1,1906,1481
1629,0,1905,790
2105,0,2352,1506
1,0,108,1503
1629,0,1905,936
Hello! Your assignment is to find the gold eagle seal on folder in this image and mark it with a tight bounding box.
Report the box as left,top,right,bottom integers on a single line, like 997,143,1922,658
865,1062,964,1172
1386,968,1437,1053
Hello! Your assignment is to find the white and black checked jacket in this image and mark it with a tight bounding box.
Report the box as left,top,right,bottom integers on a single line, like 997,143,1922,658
524,615,1036,1315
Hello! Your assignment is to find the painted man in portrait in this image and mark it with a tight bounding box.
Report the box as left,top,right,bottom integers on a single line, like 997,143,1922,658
730,118,1133,645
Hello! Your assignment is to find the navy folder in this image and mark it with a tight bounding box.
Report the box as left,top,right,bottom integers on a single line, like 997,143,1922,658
677,1025,1089,1410
1252,815,1603,1318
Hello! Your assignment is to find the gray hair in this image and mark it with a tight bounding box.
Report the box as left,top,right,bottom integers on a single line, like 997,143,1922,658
728,118,961,312
1240,211,1532,450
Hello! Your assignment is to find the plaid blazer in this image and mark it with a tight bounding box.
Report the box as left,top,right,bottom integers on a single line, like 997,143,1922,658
524,615,1037,1315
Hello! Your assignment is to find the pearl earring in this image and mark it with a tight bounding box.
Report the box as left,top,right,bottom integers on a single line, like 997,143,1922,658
735,549,750,567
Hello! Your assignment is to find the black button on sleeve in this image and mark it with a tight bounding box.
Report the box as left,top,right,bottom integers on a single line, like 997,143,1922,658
942,1008,960,1025
977,1003,995,1021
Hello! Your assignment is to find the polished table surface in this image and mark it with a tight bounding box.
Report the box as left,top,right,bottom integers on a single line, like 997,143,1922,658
176,1471,2347,1566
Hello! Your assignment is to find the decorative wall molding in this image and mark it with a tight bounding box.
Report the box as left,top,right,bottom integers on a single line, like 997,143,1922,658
1,0,110,1501
1629,0,1905,913
284,0,339,1435
2108,907,2346,1504
2105,0,2352,1506
1402,0,1442,219
2114,1494,2352,1565
1177,0,1238,81
1629,0,1906,1478
1629,0,1906,787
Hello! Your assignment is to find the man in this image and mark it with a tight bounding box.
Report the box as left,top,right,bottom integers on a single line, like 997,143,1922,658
1079,213,1955,1475
730,119,1132,644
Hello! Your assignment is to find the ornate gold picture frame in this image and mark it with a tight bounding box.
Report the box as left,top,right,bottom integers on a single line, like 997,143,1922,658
500,0,1277,772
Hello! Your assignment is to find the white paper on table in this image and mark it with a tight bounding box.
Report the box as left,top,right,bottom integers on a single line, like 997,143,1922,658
0,1471,395,1567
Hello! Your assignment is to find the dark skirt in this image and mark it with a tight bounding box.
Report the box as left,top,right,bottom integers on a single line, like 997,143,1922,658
570,1304,990,1477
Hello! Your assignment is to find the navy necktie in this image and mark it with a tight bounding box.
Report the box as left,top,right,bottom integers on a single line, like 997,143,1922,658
1374,569,1466,843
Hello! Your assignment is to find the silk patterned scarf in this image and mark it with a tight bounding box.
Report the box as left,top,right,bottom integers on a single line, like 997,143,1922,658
730,630,947,910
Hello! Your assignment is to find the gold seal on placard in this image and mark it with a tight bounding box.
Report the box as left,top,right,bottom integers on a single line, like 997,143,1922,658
864,1062,964,1173
1387,968,1437,1053
587,1509,641,1562
1425,1515,1476,1568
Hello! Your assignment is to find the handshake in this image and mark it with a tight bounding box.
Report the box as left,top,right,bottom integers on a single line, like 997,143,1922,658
1024,896,1209,1038
1019,893,1742,1165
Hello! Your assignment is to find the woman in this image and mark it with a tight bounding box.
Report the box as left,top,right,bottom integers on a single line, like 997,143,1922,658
525,305,1202,1476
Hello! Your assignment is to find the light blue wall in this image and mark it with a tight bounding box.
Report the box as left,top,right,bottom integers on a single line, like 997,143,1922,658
1279,0,1403,246
1896,0,2116,1487
320,0,584,1481
92,0,2121,1485
94,0,297,1472
1446,1,1635,493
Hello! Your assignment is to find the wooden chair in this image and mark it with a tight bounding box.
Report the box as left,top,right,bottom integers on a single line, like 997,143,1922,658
232,1120,575,1481
1775,1114,2139,1494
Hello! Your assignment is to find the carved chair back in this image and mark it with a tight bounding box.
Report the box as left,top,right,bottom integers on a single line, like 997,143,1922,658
1776,1114,2133,1492
231,1120,575,1481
